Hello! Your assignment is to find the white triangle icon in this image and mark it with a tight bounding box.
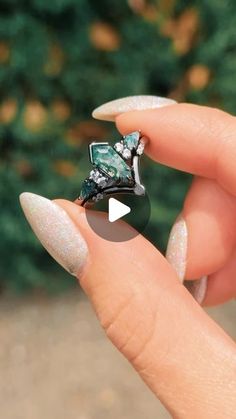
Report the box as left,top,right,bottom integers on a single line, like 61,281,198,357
108,198,131,223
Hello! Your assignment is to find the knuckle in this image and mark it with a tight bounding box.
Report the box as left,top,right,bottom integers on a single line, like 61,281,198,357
98,293,162,369
99,294,135,348
91,281,179,376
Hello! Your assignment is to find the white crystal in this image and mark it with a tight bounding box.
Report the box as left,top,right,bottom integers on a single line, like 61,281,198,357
122,148,131,159
90,169,100,182
137,142,144,155
114,142,123,153
97,176,107,187
93,193,103,202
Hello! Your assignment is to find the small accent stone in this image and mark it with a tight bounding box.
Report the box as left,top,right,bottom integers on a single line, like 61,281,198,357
114,142,123,153
97,176,107,187
90,169,108,186
123,131,140,150
93,192,103,202
122,148,131,159
90,169,101,182
137,142,145,155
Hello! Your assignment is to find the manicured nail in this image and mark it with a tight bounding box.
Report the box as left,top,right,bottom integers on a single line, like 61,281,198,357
184,276,208,305
92,95,177,121
19,192,88,276
166,215,188,282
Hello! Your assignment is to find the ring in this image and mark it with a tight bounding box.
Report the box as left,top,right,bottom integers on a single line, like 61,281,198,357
77,131,147,207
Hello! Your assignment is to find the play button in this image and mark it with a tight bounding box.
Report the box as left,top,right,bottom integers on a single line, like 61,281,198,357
108,198,131,222
84,193,151,242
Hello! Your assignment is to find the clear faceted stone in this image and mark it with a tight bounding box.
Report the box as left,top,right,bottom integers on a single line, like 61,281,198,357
90,169,101,182
93,192,103,202
137,142,145,155
97,176,107,187
122,148,131,159
114,142,123,153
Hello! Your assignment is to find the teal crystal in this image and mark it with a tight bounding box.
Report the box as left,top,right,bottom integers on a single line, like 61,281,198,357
80,179,97,200
90,144,132,181
123,131,139,150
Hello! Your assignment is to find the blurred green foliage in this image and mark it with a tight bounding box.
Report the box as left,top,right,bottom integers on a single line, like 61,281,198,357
0,0,236,292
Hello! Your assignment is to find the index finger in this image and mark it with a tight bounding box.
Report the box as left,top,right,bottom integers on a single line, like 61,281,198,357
116,103,236,196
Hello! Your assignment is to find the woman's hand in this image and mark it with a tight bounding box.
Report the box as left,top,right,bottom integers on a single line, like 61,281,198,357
20,97,236,418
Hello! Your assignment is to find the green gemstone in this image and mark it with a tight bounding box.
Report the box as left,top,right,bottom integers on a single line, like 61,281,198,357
123,131,140,150
90,144,132,181
80,179,97,200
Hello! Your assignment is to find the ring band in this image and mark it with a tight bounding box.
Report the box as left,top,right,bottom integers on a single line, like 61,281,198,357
76,131,147,207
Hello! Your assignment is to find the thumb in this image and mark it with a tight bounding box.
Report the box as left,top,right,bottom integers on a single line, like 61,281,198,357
20,192,236,419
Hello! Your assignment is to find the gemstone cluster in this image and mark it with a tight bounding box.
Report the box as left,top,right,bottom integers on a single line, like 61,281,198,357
79,131,145,204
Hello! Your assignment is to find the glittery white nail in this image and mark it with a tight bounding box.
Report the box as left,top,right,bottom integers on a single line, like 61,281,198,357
20,192,88,276
166,216,188,282
92,95,177,122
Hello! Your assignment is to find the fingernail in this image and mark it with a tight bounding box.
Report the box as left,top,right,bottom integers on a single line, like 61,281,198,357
19,192,88,276
92,95,177,122
166,215,188,282
184,276,208,305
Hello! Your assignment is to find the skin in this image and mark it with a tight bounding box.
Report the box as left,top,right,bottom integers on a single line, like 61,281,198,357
57,104,236,418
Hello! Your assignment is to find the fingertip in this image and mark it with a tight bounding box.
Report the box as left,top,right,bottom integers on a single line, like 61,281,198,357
115,104,236,183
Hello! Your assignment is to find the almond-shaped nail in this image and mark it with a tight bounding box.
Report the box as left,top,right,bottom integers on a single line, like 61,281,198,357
166,216,188,282
92,95,177,121
19,192,88,276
